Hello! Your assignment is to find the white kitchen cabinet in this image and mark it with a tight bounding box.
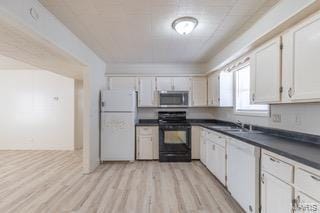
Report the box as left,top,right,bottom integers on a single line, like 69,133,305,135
206,138,226,186
156,77,191,91
156,77,172,91
138,77,157,107
136,136,154,160
206,131,226,185
261,149,320,213
136,126,159,160
206,139,215,171
207,71,233,107
250,37,281,103
282,12,320,102
108,77,137,90
295,168,320,202
172,77,191,91
261,171,294,213
207,74,215,106
191,126,200,159
294,191,320,213
191,77,207,106
200,128,207,165
214,144,226,185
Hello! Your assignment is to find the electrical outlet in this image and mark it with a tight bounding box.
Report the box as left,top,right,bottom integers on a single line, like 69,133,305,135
272,114,281,123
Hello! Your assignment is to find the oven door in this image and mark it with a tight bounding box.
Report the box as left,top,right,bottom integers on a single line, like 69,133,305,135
159,91,189,107
159,125,191,154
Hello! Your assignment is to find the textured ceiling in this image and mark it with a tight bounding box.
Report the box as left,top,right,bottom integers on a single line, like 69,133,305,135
39,0,279,64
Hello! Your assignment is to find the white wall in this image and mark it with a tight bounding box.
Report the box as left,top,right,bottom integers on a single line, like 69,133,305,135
0,0,106,173
138,108,215,120
0,69,74,150
211,103,320,136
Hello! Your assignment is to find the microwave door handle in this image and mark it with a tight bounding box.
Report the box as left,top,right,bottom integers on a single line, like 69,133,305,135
182,95,185,104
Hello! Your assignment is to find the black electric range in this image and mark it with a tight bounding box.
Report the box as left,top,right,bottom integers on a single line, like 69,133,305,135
158,111,191,162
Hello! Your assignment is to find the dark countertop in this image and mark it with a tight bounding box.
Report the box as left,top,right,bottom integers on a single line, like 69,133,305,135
136,119,320,170
198,123,320,170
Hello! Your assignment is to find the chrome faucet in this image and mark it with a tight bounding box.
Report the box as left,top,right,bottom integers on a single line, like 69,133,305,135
234,121,254,132
235,120,245,129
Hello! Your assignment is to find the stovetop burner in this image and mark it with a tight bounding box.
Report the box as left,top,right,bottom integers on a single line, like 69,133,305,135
158,111,188,125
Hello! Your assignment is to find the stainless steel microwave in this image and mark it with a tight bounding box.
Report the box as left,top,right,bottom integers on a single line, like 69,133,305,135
159,91,189,107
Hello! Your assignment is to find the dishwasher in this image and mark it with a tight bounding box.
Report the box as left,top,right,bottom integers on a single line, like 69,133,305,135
227,138,260,213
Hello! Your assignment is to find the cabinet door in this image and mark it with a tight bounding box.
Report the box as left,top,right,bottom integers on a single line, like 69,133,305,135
137,136,153,160
295,191,320,213
215,144,226,185
207,74,215,106
251,37,281,103
191,126,200,159
172,77,191,91
206,140,216,175
212,73,220,106
261,172,293,213
219,72,233,107
191,77,207,106
138,77,156,107
200,130,206,165
108,77,137,90
156,77,172,91
283,13,320,102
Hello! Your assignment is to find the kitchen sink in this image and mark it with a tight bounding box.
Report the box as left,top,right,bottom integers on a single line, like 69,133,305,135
225,129,263,134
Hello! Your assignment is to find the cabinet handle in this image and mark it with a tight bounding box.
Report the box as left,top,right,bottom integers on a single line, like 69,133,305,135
294,195,300,209
269,157,280,163
311,175,320,182
252,93,255,102
288,88,293,98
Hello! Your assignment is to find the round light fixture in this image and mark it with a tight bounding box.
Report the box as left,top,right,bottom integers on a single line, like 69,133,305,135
172,17,198,35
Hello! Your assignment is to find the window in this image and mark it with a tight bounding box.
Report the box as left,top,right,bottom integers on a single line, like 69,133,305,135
235,65,269,116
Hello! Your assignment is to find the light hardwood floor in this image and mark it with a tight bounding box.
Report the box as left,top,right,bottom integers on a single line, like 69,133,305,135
0,150,243,213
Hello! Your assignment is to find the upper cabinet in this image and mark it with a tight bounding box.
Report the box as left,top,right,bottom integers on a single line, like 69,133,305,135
156,77,191,91
250,37,281,104
172,77,191,91
208,71,233,107
191,77,207,107
282,13,320,103
108,77,137,90
156,77,172,91
138,77,157,107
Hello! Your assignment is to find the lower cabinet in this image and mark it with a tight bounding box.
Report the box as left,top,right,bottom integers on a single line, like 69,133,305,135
199,128,207,165
261,171,294,213
261,150,320,213
206,138,226,185
136,126,159,160
294,191,320,213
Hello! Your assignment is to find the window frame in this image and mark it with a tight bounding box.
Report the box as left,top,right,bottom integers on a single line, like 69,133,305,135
233,63,270,117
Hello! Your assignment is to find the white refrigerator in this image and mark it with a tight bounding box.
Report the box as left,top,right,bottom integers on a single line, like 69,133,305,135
100,90,136,161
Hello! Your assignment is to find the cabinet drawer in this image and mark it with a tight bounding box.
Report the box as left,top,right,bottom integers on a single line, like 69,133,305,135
207,131,226,148
262,153,293,183
138,127,153,135
295,168,320,201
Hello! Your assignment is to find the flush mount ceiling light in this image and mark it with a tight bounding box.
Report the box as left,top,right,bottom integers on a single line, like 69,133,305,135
172,17,198,35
